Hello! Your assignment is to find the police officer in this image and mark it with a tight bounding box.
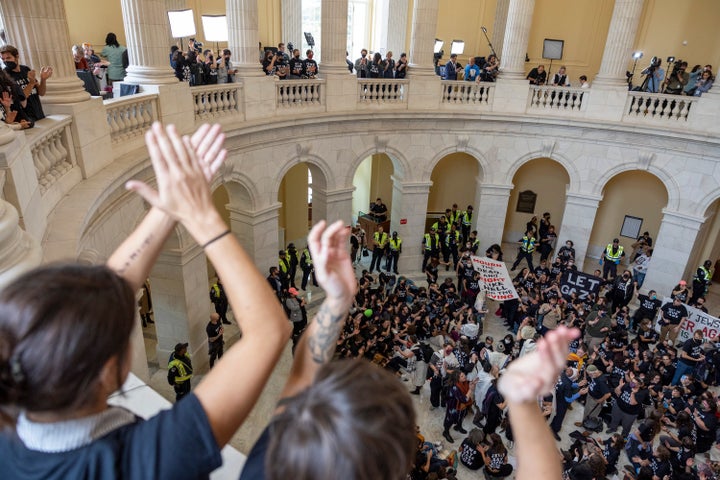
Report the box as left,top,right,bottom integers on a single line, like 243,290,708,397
443,224,461,271
691,259,713,304
206,313,224,368
511,229,537,271
602,238,625,280
460,205,474,243
369,226,388,273
168,342,193,401
300,246,318,290
385,231,402,274
286,243,299,289
278,250,291,290
209,278,231,324
422,227,440,272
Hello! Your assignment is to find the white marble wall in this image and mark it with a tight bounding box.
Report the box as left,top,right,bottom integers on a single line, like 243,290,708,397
391,179,432,273
556,192,602,272
474,183,513,251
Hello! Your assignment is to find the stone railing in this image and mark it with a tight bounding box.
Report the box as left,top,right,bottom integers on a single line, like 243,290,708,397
624,91,698,122
440,81,495,106
357,79,409,105
105,93,158,144
276,79,326,109
191,83,243,120
528,86,588,111
28,117,76,193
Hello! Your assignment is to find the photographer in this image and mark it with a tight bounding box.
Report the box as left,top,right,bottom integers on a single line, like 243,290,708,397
641,57,664,93
664,60,689,95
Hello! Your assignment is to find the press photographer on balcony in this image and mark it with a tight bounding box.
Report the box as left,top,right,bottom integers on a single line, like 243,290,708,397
663,60,689,95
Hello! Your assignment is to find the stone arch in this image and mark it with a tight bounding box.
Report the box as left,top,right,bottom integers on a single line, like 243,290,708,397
592,163,679,211
504,151,579,192
423,145,488,183
273,153,334,196
346,143,411,185
217,172,259,211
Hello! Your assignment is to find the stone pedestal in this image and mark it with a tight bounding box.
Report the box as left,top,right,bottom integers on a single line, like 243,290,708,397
151,242,211,370
474,183,513,251
0,127,45,238
1,0,89,104
140,82,195,133
584,84,631,122
499,0,536,80
120,0,178,85
241,76,280,121
556,192,602,272
491,78,532,114
408,0,439,77
643,210,704,295
227,204,281,271
391,178,432,273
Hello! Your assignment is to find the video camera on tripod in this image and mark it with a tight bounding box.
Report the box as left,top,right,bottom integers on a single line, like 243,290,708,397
641,56,661,75
667,56,684,77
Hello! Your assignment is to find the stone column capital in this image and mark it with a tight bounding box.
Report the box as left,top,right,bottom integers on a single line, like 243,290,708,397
478,183,514,195
391,177,434,194
565,191,604,206
660,209,705,230
226,203,282,224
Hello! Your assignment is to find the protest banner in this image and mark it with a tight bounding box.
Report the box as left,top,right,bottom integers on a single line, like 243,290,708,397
470,256,519,301
655,297,720,344
559,270,603,301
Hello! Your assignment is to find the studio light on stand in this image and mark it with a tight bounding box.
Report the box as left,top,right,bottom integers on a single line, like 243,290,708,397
201,15,228,54
434,39,444,54
433,39,444,70
450,40,465,56
167,9,196,49
627,51,643,89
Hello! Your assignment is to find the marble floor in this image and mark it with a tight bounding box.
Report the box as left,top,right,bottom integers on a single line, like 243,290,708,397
142,250,720,479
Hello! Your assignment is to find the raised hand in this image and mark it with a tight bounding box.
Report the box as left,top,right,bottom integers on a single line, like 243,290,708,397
40,66,53,80
498,325,580,403
189,123,227,181
307,220,357,303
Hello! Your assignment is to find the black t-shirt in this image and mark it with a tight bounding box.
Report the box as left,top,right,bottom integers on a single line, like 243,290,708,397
459,438,484,470
206,321,223,345
303,59,318,77
616,384,648,415
1,394,221,479
660,303,687,325
587,373,610,400
5,65,45,121
635,294,662,319
288,57,304,76
680,338,704,365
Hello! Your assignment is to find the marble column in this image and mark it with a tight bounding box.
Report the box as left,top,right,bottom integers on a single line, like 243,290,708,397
499,0,536,80
491,0,510,61
408,0,440,76
321,0,350,75
227,0,263,77
555,192,602,272
593,0,645,87
1,0,89,103
643,210,704,296
121,0,178,85
282,0,303,54
387,0,410,57
151,241,211,370
391,178,432,273
226,203,281,271
0,126,42,290
314,187,354,225
474,183,513,252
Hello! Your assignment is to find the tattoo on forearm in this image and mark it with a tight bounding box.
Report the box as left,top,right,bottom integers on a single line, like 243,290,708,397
116,235,153,275
308,302,348,364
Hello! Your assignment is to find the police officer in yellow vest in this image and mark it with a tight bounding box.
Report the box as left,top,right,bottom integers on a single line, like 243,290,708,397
369,226,388,273
511,229,537,271
385,231,403,274
278,250,291,290
601,238,625,280
460,205,474,243
443,224,461,271
691,259,713,304
168,342,193,401
422,227,440,272
300,246,318,290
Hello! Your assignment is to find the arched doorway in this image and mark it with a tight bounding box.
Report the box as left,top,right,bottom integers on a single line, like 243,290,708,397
503,158,570,264
587,171,668,273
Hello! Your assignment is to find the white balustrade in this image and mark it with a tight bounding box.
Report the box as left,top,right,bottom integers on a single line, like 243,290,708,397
528,86,588,111
624,91,697,122
357,79,409,104
28,118,76,193
276,80,325,108
104,93,158,144
192,84,243,120
440,81,495,106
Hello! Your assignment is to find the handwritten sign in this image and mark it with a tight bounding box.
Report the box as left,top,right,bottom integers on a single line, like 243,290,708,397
560,270,603,301
655,297,720,343
470,256,519,301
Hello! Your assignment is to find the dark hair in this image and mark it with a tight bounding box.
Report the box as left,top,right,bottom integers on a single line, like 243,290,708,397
0,264,135,424
105,32,120,48
0,44,19,58
265,360,416,480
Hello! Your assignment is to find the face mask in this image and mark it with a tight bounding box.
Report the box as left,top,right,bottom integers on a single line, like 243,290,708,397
651,295,657,299
4,61,17,70
362,53,366,58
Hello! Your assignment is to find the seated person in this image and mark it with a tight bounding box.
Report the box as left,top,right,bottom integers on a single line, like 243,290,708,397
0,69,32,129
527,64,547,85
370,197,388,222
72,44,89,70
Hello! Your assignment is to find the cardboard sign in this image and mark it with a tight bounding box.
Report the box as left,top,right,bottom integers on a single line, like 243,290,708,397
560,270,603,301
470,256,519,301
655,297,720,344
